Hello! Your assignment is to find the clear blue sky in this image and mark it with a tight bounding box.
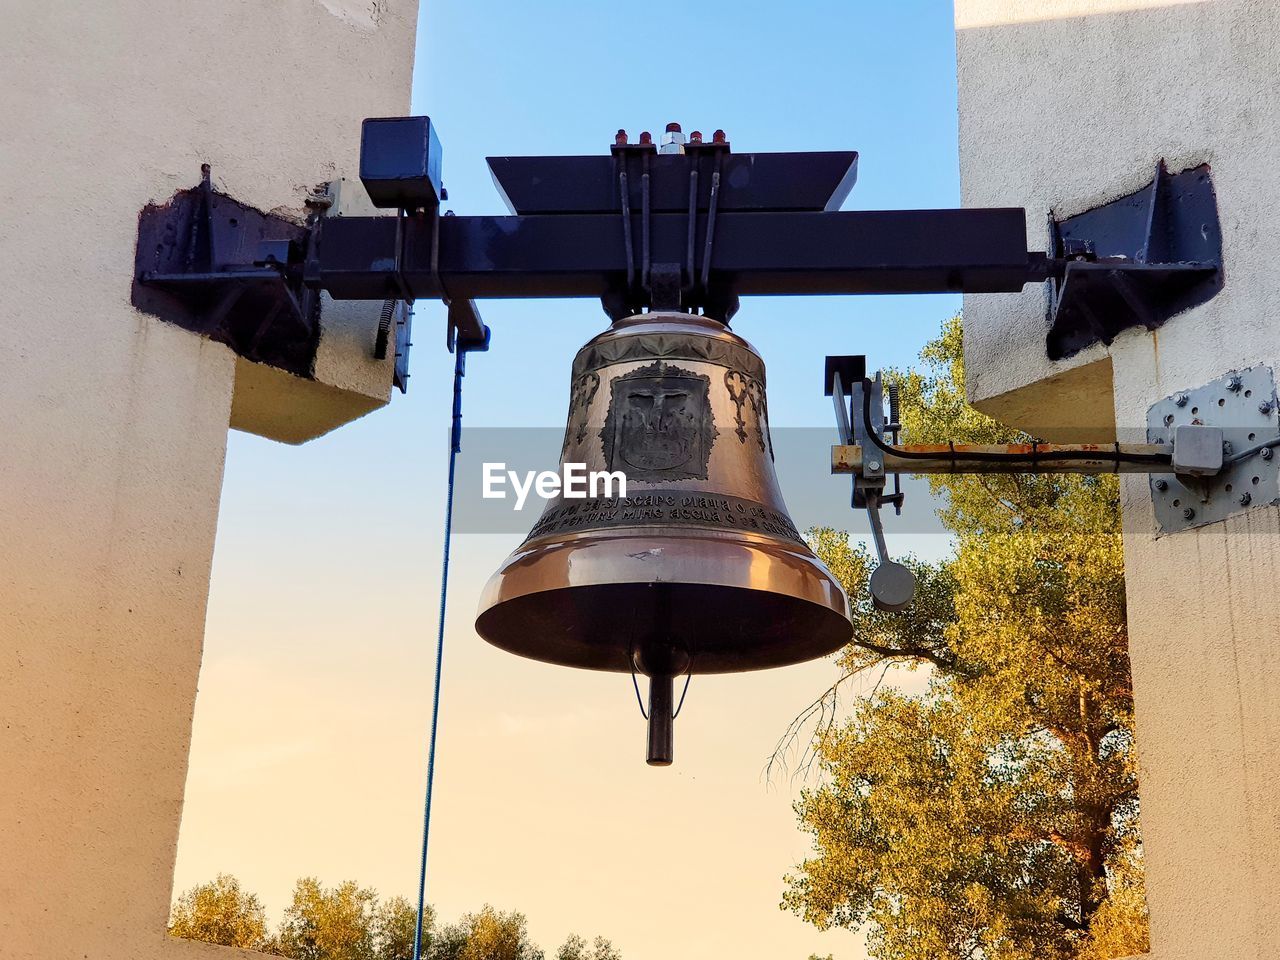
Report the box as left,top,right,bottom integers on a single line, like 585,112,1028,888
413,0,963,431
179,4,963,959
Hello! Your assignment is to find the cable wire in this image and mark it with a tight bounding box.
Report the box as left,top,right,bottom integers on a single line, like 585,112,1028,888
672,672,693,719
412,345,468,960
1226,435,1280,464
858,378,1173,467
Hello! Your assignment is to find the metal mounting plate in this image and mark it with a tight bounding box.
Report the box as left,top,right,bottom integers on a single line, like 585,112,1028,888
1147,366,1280,533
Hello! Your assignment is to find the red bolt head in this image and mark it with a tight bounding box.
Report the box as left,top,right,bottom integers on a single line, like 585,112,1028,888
639,131,653,145
689,130,703,143
665,121,681,133
712,129,727,144
615,129,628,146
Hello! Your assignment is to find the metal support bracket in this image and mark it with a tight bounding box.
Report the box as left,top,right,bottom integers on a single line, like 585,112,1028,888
1147,366,1280,533
828,358,914,611
1047,162,1222,360
133,120,1230,400
132,165,318,377
850,373,885,507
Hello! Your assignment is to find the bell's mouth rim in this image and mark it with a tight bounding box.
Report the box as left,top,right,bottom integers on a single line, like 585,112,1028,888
482,528,850,604
476,529,853,675
475,579,853,675
515,522,811,549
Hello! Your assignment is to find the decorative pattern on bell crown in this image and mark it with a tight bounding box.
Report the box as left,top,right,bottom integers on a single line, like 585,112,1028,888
561,371,600,457
724,369,774,458
572,331,765,383
600,361,718,482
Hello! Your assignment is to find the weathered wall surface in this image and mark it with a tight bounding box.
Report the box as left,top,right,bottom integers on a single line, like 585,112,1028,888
956,2,1280,958
0,2,417,957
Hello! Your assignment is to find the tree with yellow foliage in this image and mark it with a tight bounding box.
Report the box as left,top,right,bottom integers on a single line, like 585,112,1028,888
170,875,617,960
169,873,271,951
783,317,1149,960
430,905,543,960
276,878,381,960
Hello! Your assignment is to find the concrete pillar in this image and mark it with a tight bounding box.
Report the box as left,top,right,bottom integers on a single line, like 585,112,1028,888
956,2,1280,958
0,2,418,956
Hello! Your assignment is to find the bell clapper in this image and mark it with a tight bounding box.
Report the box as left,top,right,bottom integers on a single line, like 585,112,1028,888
633,631,690,767
646,674,675,766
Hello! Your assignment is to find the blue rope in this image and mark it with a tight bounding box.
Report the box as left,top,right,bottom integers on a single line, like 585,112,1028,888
413,345,468,960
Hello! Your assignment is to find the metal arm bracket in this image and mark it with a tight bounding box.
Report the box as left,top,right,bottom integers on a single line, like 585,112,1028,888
132,121,1227,400
1047,161,1222,360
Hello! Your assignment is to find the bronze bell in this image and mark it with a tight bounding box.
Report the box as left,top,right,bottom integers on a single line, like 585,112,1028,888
475,312,851,764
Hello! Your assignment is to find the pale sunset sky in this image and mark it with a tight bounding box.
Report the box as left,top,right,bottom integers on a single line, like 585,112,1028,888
172,2,963,958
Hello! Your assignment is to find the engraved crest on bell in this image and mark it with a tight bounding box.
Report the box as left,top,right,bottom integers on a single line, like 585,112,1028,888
600,361,718,482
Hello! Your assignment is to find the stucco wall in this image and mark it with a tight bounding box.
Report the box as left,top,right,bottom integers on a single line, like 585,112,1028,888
0,2,417,957
956,2,1280,958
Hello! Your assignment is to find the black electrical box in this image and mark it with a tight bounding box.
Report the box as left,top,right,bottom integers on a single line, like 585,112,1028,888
824,355,867,396
359,116,443,209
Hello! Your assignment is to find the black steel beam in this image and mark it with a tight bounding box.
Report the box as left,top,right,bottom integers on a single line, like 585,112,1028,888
316,207,1037,302
488,151,860,214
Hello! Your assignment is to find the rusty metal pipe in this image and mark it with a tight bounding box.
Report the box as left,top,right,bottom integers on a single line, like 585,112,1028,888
832,443,1172,475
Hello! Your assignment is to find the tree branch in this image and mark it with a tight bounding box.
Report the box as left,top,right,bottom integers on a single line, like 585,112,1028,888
853,637,958,675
